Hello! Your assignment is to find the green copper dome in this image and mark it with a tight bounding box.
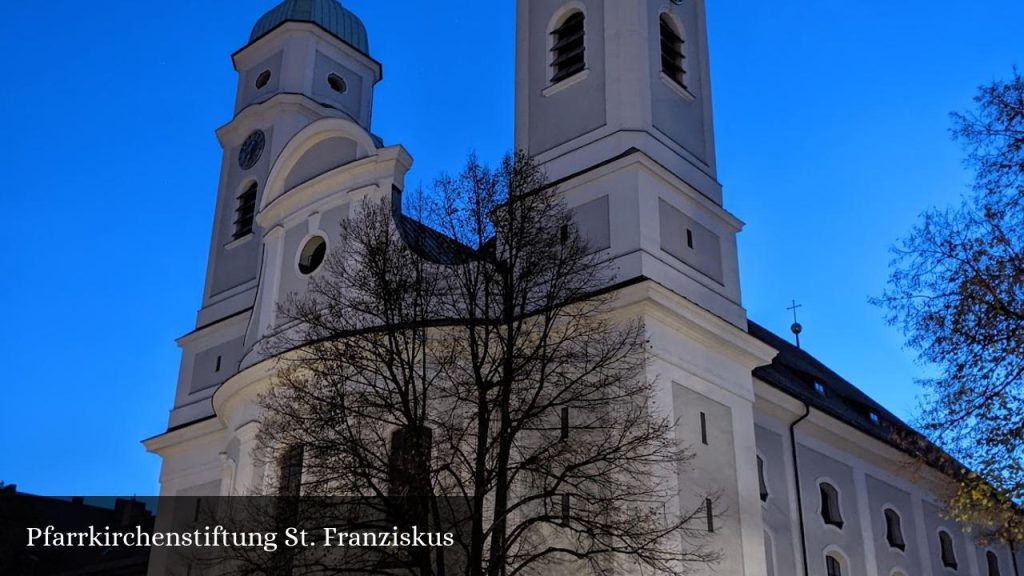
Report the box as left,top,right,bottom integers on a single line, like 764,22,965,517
250,0,370,56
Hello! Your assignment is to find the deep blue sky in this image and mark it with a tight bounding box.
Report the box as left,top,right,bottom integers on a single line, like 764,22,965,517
0,1,1020,496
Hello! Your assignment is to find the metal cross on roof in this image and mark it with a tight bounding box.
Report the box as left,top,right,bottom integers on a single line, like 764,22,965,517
787,300,804,348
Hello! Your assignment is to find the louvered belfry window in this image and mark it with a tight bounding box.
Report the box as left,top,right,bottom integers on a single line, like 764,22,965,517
551,12,585,83
234,183,258,239
660,15,686,88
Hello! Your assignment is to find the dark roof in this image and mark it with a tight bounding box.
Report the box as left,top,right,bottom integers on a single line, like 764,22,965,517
393,214,483,266
249,0,370,56
748,320,960,476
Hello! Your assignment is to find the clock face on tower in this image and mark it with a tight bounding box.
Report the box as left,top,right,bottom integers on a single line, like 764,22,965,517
238,130,266,170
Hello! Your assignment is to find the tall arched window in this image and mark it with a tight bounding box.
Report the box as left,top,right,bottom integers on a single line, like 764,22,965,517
660,14,686,88
551,11,585,83
987,550,1001,576
825,554,843,576
938,530,958,570
884,508,906,551
819,482,844,528
234,182,258,239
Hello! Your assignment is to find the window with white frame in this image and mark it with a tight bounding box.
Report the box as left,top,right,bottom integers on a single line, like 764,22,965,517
884,508,906,551
819,482,844,528
938,530,958,570
986,550,1001,576
825,554,843,576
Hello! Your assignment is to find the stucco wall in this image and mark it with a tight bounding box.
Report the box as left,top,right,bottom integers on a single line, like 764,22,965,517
524,0,607,154
646,1,711,166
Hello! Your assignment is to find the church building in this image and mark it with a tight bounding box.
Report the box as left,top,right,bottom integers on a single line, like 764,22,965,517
144,1,1021,575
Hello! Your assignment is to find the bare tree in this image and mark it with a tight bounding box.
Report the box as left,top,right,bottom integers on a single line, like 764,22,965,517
253,153,717,575
875,70,1024,542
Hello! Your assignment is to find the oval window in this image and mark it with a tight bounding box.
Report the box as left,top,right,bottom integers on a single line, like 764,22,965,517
327,73,347,93
255,69,272,89
298,236,327,275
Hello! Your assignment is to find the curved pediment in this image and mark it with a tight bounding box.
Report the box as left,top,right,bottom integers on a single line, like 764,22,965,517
261,116,378,212
284,136,359,191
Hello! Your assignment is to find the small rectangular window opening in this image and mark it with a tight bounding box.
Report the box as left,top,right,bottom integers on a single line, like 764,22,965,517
705,497,715,532
814,382,826,396
561,494,571,524
215,355,222,372
700,412,708,445
869,411,879,424
560,224,569,244
686,229,694,249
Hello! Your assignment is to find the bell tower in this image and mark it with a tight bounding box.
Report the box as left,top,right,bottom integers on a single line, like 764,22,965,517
514,0,744,327
165,0,383,430
516,3,777,575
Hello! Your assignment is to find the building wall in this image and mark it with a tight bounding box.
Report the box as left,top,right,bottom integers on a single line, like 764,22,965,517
754,382,1019,576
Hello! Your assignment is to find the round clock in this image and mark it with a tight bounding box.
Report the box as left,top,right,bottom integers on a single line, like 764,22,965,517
238,130,266,170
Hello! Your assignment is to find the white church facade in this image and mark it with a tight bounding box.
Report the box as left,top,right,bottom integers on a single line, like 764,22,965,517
144,1,1022,575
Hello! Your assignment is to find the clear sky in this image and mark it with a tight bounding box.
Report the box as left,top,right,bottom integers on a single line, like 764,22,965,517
0,0,1021,496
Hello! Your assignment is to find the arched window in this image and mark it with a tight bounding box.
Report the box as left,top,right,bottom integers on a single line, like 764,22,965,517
551,11,585,83
234,182,258,239
884,508,906,551
987,550,1001,576
825,554,843,576
938,530,958,570
757,455,769,502
660,14,686,88
819,482,844,528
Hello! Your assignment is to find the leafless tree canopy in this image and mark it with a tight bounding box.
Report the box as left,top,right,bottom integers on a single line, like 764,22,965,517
875,70,1024,541
254,153,717,575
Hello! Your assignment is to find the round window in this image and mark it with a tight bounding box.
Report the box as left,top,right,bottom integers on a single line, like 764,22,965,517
298,236,327,275
327,73,347,93
255,69,272,89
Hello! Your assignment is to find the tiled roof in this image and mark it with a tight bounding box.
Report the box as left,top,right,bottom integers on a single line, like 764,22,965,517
748,320,960,476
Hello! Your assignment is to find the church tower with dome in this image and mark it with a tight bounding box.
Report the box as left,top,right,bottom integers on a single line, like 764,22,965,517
155,0,408,434
147,2,1024,576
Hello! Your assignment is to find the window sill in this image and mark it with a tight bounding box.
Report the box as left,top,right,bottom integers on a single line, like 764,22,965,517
543,69,589,98
225,233,253,250
660,71,696,102
822,520,845,533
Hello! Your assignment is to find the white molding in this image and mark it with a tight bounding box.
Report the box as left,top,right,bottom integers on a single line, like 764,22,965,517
143,417,225,455
660,71,696,102
260,116,380,212
853,467,881,576
542,69,589,98
223,233,253,251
